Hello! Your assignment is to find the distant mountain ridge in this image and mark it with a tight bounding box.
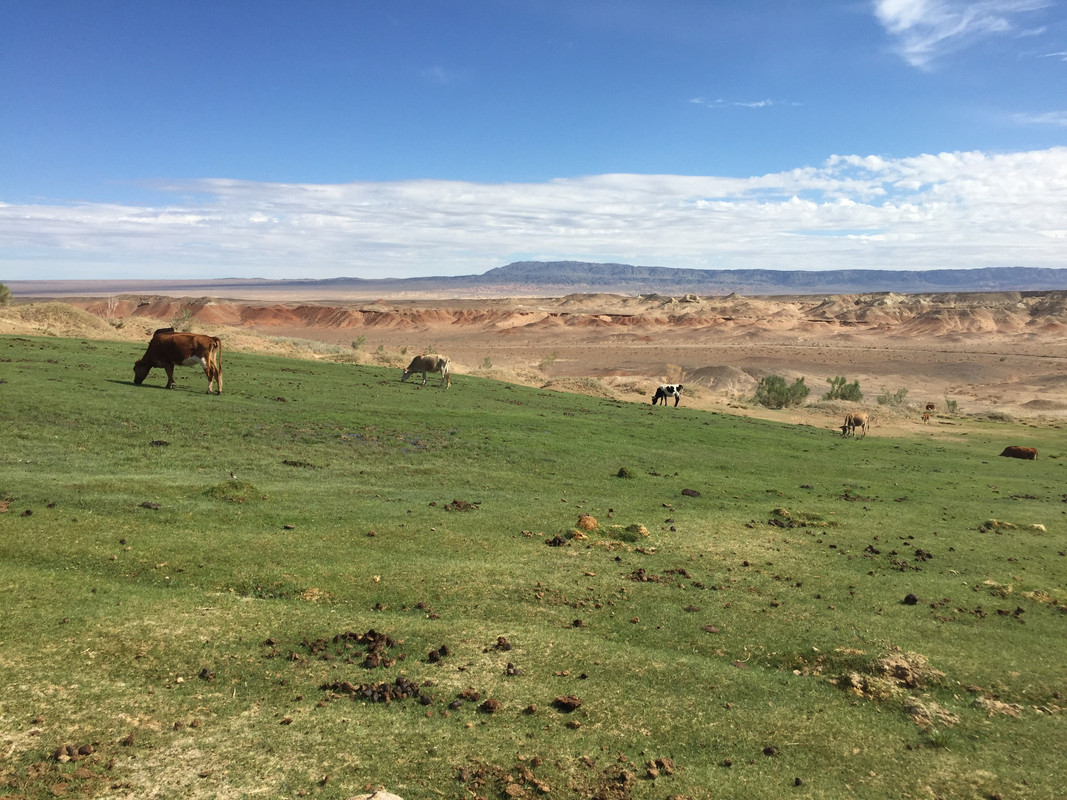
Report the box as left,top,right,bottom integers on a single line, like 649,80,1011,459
475,262,1067,294
8,262,1067,299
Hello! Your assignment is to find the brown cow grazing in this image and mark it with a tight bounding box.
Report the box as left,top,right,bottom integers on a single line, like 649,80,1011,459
402,354,451,388
134,328,222,394
925,402,936,412
922,412,931,424
840,411,869,438
999,446,1037,460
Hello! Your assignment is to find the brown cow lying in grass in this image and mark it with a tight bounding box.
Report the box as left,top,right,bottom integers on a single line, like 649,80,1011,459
999,446,1037,460
134,328,222,394
840,411,869,438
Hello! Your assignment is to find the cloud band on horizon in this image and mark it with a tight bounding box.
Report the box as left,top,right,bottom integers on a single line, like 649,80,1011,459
1,147,1065,281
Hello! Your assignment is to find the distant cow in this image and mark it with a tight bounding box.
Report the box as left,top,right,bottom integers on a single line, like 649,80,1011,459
922,412,931,424
652,384,683,407
925,403,936,412
402,354,451,388
840,411,869,438
999,446,1037,460
134,328,222,394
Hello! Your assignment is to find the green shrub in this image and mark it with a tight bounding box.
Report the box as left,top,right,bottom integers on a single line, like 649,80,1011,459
169,307,194,331
0,282,11,306
877,387,909,406
753,374,810,408
823,376,862,401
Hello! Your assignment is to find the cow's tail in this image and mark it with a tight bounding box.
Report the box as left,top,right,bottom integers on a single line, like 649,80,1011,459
212,337,223,394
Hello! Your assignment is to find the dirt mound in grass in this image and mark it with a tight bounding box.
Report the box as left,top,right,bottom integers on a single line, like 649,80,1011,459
840,649,946,701
685,365,760,396
0,302,129,339
1022,398,1067,411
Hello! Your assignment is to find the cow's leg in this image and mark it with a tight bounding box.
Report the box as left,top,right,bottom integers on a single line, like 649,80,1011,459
164,364,177,389
206,364,220,394
206,352,221,394
673,394,680,407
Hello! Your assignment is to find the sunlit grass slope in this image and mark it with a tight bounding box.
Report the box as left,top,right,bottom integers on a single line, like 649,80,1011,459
1,334,1064,800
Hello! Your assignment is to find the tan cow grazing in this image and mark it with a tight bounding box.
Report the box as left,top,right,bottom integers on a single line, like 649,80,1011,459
402,354,451,388
999,446,1037,460
134,328,222,394
840,411,869,438
922,412,931,424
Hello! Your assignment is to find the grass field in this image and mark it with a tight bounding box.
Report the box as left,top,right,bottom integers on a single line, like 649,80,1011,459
1,333,1064,800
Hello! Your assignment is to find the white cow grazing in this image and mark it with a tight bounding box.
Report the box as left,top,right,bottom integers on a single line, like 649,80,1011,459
652,384,683,407
402,354,452,388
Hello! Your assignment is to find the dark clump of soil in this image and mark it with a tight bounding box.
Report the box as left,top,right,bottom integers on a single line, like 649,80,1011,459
553,695,583,712
269,628,404,668
445,499,480,511
320,675,428,704
545,534,568,546
50,743,94,763
628,568,659,582
456,758,552,797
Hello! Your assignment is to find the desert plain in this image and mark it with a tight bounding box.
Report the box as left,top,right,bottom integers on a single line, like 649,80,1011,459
4,286,1067,433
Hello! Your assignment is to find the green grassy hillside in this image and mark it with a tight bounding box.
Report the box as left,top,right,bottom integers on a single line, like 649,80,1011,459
1,334,1064,800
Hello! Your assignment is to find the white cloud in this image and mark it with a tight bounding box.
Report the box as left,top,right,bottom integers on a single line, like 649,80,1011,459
1012,110,1067,126
689,97,783,109
2,147,1066,280
873,0,1052,68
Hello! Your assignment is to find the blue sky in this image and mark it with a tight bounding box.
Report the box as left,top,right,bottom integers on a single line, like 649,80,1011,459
2,0,1066,281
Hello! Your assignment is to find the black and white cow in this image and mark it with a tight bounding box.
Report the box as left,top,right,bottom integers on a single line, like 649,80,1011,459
652,384,683,407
